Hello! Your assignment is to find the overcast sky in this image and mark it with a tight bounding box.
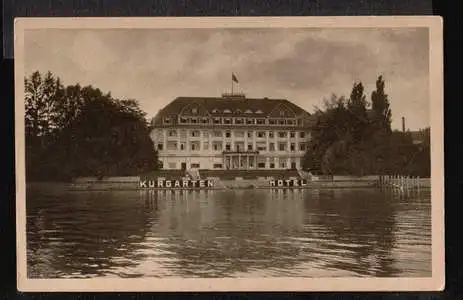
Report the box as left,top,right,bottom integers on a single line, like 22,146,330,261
24,27,429,130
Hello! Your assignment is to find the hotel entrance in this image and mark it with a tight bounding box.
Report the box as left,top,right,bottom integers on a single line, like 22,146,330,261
223,151,259,170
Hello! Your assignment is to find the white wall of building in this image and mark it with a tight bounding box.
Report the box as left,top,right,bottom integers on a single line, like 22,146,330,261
152,128,311,170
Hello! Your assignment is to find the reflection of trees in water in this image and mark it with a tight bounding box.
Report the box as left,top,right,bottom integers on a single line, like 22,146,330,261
27,188,430,278
27,190,156,278
303,188,401,277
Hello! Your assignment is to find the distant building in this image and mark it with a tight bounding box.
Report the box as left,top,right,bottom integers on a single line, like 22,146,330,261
410,128,430,145
150,93,315,170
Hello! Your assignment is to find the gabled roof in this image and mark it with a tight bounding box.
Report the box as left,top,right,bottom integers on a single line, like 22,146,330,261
156,96,311,118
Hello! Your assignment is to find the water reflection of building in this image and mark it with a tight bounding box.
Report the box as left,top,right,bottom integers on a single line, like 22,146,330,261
150,93,315,170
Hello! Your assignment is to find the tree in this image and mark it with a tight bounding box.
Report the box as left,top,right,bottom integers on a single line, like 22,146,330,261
347,82,369,143
371,75,392,133
24,70,159,181
303,75,429,177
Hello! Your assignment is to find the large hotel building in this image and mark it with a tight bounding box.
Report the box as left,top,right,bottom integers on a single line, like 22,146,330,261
150,93,315,170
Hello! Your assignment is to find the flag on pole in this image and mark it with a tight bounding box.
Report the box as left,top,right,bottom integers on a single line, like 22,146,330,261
232,73,239,83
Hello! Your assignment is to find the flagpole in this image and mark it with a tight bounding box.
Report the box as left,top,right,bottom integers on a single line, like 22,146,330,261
231,73,234,95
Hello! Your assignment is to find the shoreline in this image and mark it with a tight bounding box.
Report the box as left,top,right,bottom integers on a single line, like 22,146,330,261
26,177,431,191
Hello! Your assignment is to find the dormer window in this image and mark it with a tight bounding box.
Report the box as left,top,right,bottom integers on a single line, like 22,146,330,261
224,109,232,113
245,109,253,114
236,109,242,114
164,117,171,124
246,118,255,125
279,110,285,116
212,109,219,113
180,117,188,124
255,109,263,114
191,108,198,115
235,118,244,125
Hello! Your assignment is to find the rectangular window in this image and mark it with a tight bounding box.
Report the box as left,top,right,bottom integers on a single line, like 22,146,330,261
168,162,176,169
225,131,231,138
235,131,245,138
213,163,223,169
279,159,287,169
212,142,222,151
235,118,244,125
191,130,200,137
247,144,253,151
235,143,244,151
213,131,222,137
269,131,274,138
258,162,266,168
180,117,188,124
157,143,164,150
256,119,265,125
190,163,200,168
201,118,209,124
224,118,232,124
180,143,185,151
191,118,198,124
167,141,177,150
256,142,266,151
290,143,295,151
279,143,286,151
213,118,222,124
278,119,285,125
225,143,231,151
168,130,177,137
247,131,252,138
270,163,275,169
290,131,295,138
300,132,305,138
299,143,306,151
269,143,275,151
246,119,255,125
203,131,209,138
190,142,200,151
203,141,209,150
278,132,287,138
257,131,266,138
164,117,171,124
269,119,276,125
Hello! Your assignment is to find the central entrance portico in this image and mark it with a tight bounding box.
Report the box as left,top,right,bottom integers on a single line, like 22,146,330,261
223,150,259,170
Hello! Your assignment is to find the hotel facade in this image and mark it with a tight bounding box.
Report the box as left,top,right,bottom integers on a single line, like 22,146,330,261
150,93,315,170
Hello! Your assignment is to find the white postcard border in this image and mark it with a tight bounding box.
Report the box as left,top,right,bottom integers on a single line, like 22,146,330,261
14,16,444,292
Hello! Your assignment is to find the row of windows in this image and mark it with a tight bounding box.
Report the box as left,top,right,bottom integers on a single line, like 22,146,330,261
163,159,299,169
164,116,300,126
167,130,307,139
182,107,293,116
158,141,307,152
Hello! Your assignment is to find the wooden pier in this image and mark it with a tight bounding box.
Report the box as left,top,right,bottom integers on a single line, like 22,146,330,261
377,175,430,192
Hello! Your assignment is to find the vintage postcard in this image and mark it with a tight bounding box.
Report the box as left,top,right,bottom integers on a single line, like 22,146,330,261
15,16,444,292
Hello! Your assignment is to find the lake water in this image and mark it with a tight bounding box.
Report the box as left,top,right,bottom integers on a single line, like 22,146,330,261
26,187,432,278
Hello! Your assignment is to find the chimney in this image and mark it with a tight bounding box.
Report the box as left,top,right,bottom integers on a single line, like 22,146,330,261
402,117,405,133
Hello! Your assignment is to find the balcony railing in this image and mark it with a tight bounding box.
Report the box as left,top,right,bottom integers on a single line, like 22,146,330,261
222,150,259,155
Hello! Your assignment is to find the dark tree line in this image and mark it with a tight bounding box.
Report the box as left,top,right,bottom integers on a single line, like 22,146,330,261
302,75,430,177
25,71,159,181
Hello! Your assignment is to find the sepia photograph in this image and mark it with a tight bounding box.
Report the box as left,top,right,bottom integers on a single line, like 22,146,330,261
15,16,444,292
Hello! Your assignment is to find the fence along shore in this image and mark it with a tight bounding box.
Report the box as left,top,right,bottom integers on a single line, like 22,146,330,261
377,175,431,191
